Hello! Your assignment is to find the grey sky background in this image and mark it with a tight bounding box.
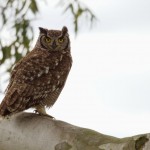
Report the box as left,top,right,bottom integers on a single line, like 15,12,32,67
0,0,150,137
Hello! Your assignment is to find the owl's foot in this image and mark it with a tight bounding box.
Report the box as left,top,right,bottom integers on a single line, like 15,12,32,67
34,106,54,119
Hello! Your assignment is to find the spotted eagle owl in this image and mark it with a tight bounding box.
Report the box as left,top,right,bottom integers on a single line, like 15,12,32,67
0,26,72,117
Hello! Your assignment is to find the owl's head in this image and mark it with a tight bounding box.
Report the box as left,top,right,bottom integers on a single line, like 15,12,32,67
36,26,70,52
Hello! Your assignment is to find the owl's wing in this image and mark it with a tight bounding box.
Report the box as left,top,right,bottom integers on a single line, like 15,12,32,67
1,52,56,114
5,58,23,93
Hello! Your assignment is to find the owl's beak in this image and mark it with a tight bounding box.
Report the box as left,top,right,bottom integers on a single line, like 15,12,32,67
52,41,57,49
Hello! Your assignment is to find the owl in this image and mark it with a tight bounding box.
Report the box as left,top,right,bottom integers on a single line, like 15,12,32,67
0,26,72,117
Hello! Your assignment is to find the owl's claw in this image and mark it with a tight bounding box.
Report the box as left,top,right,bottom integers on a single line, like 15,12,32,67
34,110,38,114
33,109,55,119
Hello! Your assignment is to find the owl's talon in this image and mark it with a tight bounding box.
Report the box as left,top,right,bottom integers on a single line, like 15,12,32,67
34,110,38,114
34,108,55,119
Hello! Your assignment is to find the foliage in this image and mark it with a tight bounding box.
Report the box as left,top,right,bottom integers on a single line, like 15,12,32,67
0,0,38,72
0,0,96,75
63,0,96,34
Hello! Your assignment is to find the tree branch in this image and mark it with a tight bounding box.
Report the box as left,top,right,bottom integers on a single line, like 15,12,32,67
0,112,149,150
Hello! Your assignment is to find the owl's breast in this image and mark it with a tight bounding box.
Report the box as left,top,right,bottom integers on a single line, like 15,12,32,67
49,52,72,71
37,53,72,107
48,53,72,84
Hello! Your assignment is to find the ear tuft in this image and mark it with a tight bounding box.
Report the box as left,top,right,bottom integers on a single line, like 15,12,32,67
39,27,48,34
62,26,68,35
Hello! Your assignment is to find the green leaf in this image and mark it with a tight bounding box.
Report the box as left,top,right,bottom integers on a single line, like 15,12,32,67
64,4,75,15
15,47,23,62
29,0,38,14
1,46,11,64
1,11,6,25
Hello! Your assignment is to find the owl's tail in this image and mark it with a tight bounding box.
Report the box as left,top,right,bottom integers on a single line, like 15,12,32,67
0,101,11,117
0,89,19,117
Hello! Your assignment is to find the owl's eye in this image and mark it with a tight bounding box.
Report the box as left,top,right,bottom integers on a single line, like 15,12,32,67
45,37,51,43
58,38,64,43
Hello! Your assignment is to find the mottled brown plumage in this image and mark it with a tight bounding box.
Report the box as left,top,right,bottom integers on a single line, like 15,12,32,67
0,26,72,117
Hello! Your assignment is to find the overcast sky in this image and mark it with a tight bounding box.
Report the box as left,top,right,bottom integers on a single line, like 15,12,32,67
1,0,150,138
